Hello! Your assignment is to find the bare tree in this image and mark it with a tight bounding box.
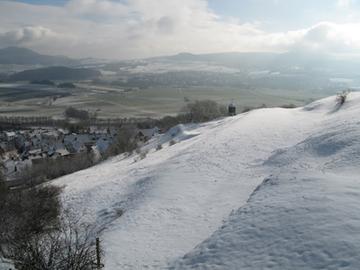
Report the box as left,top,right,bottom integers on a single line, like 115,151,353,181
336,90,350,106
183,100,227,123
0,185,62,249
106,126,138,156
0,158,102,270
64,107,90,121
3,213,100,270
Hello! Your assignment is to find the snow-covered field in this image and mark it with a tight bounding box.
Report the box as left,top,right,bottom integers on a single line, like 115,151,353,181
55,92,360,269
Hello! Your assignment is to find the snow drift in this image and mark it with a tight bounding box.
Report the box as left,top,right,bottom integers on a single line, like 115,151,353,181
55,92,360,269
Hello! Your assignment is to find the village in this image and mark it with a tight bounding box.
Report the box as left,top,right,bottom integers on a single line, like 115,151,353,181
0,124,159,185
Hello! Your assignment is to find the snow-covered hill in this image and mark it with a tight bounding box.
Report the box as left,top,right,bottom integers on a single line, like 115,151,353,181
55,92,360,269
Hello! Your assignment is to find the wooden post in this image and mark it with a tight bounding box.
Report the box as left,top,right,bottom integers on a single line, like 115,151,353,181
96,237,101,269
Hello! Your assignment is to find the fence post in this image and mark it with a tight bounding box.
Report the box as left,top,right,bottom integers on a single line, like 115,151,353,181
96,237,101,269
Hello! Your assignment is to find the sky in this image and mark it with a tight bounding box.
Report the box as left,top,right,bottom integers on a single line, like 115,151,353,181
1,0,360,59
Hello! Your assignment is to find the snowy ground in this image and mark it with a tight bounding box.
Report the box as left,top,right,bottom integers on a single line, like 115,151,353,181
55,92,360,269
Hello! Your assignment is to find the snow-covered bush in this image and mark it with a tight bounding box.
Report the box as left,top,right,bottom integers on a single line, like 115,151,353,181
336,90,349,106
140,150,148,160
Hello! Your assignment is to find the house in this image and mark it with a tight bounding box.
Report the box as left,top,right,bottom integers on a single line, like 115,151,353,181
58,128,69,135
28,148,43,159
89,126,108,134
5,131,16,141
54,148,71,158
42,130,61,141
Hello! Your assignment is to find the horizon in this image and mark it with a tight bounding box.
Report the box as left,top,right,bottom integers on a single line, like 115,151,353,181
5,45,360,63
1,0,360,60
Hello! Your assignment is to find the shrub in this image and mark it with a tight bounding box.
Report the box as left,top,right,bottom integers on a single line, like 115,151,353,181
137,120,155,129
106,126,138,156
139,150,148,160
0,163,6,194
64,107,90,120
336,90,349,106
242,106,256,113
183,100,227,123
156,100,227,130
0,186,61,264
20,152,95,185
58,82,76,89
0,184,62,255
4,214,98,270
0,181,100,270
156,115,185,131
169,139,177,146
280,104,297,109
0,167,102,270
62,121,88,133
156,144,163,151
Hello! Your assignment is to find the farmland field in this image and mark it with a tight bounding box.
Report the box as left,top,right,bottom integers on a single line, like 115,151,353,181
0,82,332,118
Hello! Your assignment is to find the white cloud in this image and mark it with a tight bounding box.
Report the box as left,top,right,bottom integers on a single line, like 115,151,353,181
287,22,360,53
337,0,355,8
66,0,129,16
0,26,61,46
0,0,360,59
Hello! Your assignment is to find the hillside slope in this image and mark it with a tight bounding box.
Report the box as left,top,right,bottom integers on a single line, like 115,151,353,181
0,47,77,66
55,92,360,269
170,94,360,269
9,66,100,81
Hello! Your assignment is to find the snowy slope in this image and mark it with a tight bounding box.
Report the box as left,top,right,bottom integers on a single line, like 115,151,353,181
55,92,360,269
170,93,360,269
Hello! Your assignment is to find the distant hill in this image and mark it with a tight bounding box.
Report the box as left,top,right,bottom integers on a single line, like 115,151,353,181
153,52,279,68
0,47,78,66
150,51,360,74
9,66,101,81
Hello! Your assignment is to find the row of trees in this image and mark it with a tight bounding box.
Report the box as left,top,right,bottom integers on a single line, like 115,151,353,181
20,152,97,186
0,114,154,130
156,100,228,130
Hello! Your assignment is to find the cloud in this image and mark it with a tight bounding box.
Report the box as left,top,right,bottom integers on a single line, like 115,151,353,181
287,22,360,53
0,0,360,59
156,16,176,35
66,0,129,17
0,26,61,47
337,0,355,8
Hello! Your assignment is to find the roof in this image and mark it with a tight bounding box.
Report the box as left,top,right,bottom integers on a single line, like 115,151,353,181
28,149,42,155
5,131,16,137
56,148,70,156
